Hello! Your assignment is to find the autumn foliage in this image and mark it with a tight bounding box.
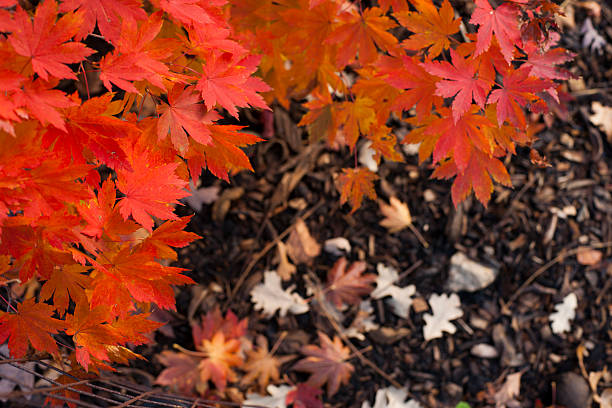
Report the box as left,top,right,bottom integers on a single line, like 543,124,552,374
0,0,570,403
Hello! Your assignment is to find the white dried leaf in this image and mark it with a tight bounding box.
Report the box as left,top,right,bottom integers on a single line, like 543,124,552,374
372,264,415,318
581,18,607,54
359,140,378,172
549,293,577,334
250,271,310,317
244,384,292,408
386,285,416,319
184,180,220,212
600,388,612,408
423,293,463,340
344,300,379,340
471,343,499,358
323,237,352,256
362,386,423,408
372,264,400,299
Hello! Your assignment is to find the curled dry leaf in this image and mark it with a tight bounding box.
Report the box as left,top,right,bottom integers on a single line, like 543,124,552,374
494,372,522,408
576,246,602,266
286,219,321,264
589,102,612,141
323,237,351,256
276,241,296,280
325,257,376,308
378,197,429,247
293,332,354,397
243,384,293,408
379,196,412,233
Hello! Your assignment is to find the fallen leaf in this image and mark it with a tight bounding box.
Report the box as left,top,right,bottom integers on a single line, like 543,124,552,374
276,242,296,281
589,102,612,141
184,180,220,212
361,386,423,408
581,18,607,54
241,335,294,389
250,271,310,317
285,383,324,408
0,345,35,402
372,263,416,318
243,384,293,408
286,219,321,264
576,246,602,265
549,293,577,334
423,293,463,340
325,257,376,308
293,332,354,397
494,372,522,408
358,140,378,172
379,197,412,233
601,389,612,408
343,301,379,341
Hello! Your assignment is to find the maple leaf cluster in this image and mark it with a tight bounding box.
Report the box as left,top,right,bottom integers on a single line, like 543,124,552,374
0,0,268,379
229,0,573,208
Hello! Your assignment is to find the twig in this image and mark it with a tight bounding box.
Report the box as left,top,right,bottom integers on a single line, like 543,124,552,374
309,274,403,389
502,241,612,309
226,200,324,304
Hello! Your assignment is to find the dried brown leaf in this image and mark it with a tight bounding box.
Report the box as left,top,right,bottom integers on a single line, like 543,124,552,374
286,219,321,264
576,246,602,265
378,196,412,233
240,335,294,389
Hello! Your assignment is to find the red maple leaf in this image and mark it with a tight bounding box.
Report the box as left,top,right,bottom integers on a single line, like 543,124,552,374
470,0,521,63
377,55,442,120
116,151,189,232
286,383,324,408
99,13,173,93
488,65,551,127
293,332,354,396
138,216,201,261
325,257,376,308
523,43,575,81
433,149,511,206
422,49,491,122
0,297,65,358
42,94,139,170
196,52,270,118
157,84,217,153
58,0,147,43
13,79,76,131
8,0,94,80
425,106,494,172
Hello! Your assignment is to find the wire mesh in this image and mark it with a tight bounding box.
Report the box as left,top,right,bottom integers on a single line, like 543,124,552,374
0,352,258,408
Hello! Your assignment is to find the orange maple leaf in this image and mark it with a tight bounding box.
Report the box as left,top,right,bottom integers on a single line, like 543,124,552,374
241,335,294,388
326,7,399,67
293,332,354,396
396,0,460,58
337,167,378,212
39,264,91,316
0,297,65,358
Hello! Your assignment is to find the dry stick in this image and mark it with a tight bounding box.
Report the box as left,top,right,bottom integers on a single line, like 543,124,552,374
310,276,403,390
0,379,91,399
227,200,324,303
112,389,157,408
502,241,612,309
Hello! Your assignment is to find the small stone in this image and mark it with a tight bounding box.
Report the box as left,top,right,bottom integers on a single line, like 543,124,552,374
470,343,499,358
556,372,592,408
323,237,351,256
445,252,499,292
